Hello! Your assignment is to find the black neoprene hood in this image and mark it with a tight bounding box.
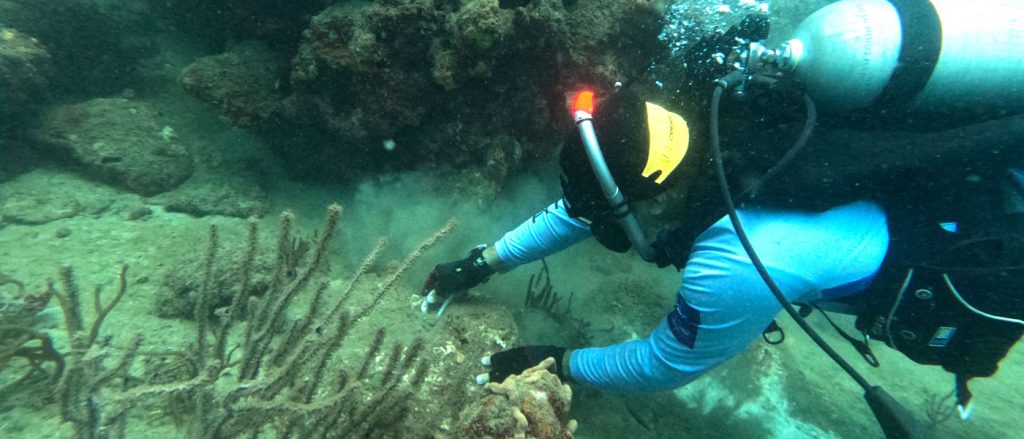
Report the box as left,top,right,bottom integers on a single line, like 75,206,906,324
559,89,673,220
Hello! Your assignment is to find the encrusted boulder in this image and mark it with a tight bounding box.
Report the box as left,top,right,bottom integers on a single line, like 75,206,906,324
34,98,194,196
290,0,444,141
180,41,285,127
454,357,577,439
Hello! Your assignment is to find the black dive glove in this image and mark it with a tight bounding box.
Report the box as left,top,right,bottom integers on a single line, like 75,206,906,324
479,346,568,384
421,245,496,298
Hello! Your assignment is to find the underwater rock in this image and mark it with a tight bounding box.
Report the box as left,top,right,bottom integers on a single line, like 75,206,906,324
34,98,194,196
155,232,274,320
0,26,53,132
180,41,285,127
0,0,156,96
291,0,443,140
453,357,577,438
146,175,269,219
125,206,153,221
280,0,664,186
448,0,515,67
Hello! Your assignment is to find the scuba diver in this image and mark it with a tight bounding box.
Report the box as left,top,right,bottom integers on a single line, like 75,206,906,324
422,0,1024,436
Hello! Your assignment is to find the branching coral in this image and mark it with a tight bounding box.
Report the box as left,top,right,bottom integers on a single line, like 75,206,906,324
50,264,139,438
186,206,456,438
522,260,591,346
47,204,457,438
0,326,63,394
524,259,572,318
0,272,62,395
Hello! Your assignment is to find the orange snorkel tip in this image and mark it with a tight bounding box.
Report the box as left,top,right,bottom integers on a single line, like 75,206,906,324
572,90,595,115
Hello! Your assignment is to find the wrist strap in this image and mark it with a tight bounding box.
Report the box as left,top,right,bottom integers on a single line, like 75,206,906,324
470,244,496,278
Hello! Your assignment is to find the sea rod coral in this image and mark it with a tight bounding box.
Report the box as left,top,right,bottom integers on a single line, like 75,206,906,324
47,205,456,438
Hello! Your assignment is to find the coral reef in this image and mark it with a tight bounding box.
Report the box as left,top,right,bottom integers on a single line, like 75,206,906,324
454,357,577,438
166,207,454,437
33,98,194,196
176,0,667,191
50,265,133,438
523,259,573,318
179,41,285,127
154,232,276,320
288,0,445,144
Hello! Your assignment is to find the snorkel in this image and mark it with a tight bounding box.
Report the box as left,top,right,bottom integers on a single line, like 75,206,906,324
570,91,658,262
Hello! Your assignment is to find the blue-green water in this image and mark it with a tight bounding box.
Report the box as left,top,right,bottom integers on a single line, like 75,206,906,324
2,1,1022,438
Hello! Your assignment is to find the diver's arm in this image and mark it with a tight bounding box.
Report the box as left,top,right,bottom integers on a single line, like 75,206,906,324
480,246,507,272
422,199,590,301
567,201,889,391
490,199,592,271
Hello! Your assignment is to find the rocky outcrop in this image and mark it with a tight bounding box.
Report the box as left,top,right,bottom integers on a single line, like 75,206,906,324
179,42,285,127
275,0,664,187
34,98,194,196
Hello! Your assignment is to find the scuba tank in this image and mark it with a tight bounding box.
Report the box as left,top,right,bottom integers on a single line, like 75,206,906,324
741,0,1024,118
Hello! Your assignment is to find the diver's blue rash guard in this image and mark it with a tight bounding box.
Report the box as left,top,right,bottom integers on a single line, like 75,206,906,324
494,200,889,392
493,199,592,271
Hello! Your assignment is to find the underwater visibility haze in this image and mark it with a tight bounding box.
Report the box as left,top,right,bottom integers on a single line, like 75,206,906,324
1,0,1022,438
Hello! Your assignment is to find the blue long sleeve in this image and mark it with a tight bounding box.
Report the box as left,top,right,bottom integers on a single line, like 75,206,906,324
493,199,592,270
569,201,890,391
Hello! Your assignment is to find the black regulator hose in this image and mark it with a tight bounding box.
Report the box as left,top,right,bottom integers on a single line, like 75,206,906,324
709,79,926,439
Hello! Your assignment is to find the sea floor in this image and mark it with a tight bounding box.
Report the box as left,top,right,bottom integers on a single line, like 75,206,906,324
1,158,1021,438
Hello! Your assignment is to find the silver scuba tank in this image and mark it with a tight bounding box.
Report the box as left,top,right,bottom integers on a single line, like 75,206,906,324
765,0,1024,116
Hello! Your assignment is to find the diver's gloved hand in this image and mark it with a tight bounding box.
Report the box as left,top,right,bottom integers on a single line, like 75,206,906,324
421,245,495,312
475,346,569,384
